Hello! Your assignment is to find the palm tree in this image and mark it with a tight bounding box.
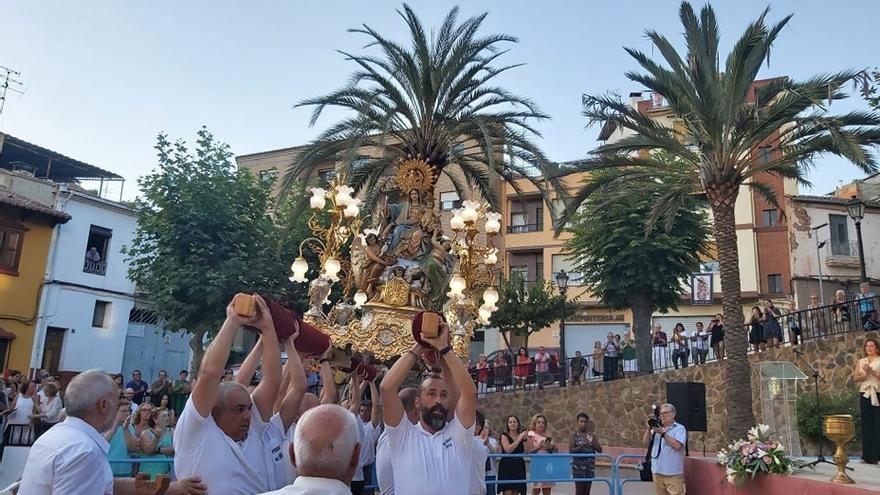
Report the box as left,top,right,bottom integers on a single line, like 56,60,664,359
558,2,880,439
280,4,562,210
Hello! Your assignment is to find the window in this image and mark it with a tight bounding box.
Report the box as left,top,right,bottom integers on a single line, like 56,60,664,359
84,225,111,276
829,214,850,256
761,209,778,227
352,156,369,170
510,212,527,232
767,274,783,294
551,254,585,285
439,191,462,211
700,260,720,273
509,266,528,285
258,169,277,184
0,225,24,275
318,169,336,184
451,143,466,156
757,146,773,163
92,301,111,328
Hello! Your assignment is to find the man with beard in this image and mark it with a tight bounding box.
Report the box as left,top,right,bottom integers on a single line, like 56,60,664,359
173,294,287,494
379,320,477,495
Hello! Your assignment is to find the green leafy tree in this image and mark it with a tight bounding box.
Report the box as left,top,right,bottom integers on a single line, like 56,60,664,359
557,2,880,439
489,274,570,351
282,4,563,211
564,165,710,374
124,128,308,374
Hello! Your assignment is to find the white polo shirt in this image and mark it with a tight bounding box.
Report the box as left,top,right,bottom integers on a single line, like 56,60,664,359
273,415,297,488
375,430,394,494
18,416,114,495
258,475,351,495
386,415,475,495
173,396,287,494
353,419,381,482
470,437,489,495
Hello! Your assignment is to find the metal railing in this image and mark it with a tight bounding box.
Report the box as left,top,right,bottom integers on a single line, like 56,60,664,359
472,295,879,395
83,259,107,275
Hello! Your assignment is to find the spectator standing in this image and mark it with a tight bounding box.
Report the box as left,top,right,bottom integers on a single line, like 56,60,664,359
763,301,783,348
670,324,689,369
172,370,191,395
708,315,724,359
591,341,603,379
515,347,530,389
125,370,149,405
806,294,825,338
534,347,552,389
257,404,362,495
105,403,136,477
569,351,586,385
787,310,802,346
352,384,382,495
33,382,63,437
493,353,509,390
476,354,490,397
691,322,710,365
859,282,877,327
866,311,880,331
852,338,880,465
470,411,490,495
526,414,557,495
18,369,204,495
834,289,852,332
4,378,36,444
150,370,173,407
749,307,765,353
498,415,527,495
139,407,175,478
378,319,478,495
122,388,138,415
569,413,602,495
112,374,125,398
483,423,500,491
602,333,619,382
614,335,625,378
622,332,637,378
642,403,687,495
651,325,669,370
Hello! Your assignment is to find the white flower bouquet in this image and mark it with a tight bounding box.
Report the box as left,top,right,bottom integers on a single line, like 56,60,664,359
716,424,803,485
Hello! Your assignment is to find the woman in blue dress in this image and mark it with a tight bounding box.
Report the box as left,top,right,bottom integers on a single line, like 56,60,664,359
138,408,174,478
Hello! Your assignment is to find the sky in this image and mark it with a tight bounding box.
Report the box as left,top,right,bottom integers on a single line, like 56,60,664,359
2,1,878,201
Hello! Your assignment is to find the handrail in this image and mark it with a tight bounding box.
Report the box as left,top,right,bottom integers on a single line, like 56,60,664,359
613,453,650,495
485,453,614,493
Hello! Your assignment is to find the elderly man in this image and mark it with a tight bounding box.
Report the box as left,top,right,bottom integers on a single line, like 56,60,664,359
380,320,478,495
642,403,687,495
122,388,138,415
18,369,205,495
173,293,287,494
258,403,362,495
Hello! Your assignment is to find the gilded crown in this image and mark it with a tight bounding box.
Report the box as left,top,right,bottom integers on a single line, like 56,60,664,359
395,158,434,194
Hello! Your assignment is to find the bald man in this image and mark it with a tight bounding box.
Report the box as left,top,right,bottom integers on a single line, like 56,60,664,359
258,404,362,495
19,369,205,495
174,294,287,494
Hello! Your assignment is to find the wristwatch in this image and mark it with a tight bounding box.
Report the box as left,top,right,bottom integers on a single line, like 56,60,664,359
439,345,453,356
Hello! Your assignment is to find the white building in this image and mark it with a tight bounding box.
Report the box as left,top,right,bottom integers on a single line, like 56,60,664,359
787,194,879,308
29,186,139,375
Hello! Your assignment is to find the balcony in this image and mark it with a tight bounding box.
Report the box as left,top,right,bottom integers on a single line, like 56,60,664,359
83,260,107,276
507,223,543,234
825,241,861,268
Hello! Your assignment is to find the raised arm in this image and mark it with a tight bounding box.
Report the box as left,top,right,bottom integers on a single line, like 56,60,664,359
437,352,460,421
380,343,420,427
278,335,307,431
348,375,364,414
427,324,477,428
368,380,381,428
250,295,281,422
235,336,263,387
318,356,337,405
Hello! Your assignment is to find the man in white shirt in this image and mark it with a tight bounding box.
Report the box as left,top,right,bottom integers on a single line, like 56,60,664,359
258,403,361,495
469,411,490,495
352,383,381,495
375,387,418,495
174,294,288,495
19,369,205,495
379,321,478,495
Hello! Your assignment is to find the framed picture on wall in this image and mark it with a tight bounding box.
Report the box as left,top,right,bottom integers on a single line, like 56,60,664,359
691,273,714,305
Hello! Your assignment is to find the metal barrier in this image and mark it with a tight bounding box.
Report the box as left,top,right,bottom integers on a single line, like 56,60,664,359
487,453,615,493
612,453,650,495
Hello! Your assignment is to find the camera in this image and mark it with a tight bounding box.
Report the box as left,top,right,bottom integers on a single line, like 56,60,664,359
647,417,661,428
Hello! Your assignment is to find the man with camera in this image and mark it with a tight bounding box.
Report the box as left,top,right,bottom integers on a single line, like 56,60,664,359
642,403,686,495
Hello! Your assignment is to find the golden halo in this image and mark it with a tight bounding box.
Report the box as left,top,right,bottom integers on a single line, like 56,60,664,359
395,158,434,194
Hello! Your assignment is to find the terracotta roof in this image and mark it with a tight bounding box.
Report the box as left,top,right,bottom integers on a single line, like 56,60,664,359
0,185,71,222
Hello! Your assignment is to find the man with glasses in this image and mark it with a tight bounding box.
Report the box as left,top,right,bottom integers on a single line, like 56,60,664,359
642,403,686,495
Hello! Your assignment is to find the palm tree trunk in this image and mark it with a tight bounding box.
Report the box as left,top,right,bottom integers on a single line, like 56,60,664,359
710,195,753,441
629,292,654,374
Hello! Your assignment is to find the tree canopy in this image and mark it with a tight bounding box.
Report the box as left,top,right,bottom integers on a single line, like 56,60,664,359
488,274,570,351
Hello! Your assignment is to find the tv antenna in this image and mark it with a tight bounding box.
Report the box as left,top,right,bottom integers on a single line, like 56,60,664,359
0,66,24,115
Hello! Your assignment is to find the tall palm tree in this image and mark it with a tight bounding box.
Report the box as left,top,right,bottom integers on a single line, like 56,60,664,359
280,4,562,211
558,2,880,439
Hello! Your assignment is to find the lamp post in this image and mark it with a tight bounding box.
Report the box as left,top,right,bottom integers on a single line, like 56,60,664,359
556,269,569,387
811,223,828,306
846,195,868,282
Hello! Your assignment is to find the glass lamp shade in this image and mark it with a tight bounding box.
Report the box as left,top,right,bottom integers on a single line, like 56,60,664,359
309,188,327,210
353,290,368,308
323,257,342,281
334,185,355,208
343,198,361,218
290,257,309,283
461,200,481,223
449,274,467,296
484,212,502,234
484,248,498,265
478,305,493,324
556,269,570,290
450,210,465,231
482,287,499,307
846,195,865,221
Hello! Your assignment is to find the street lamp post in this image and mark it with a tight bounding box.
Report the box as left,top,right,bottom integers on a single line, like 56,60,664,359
556,269,569,387
846,195,867,282
811,223,828,306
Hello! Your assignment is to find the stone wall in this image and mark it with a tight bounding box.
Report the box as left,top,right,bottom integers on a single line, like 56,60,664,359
478,330,878,453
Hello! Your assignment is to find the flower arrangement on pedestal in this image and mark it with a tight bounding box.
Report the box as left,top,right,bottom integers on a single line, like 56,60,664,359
716,424,804,485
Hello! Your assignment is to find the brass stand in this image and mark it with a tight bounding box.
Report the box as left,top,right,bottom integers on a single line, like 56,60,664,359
823,415,855,484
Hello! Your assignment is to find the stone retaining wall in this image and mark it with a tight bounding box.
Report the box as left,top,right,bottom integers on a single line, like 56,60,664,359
477,330,878,453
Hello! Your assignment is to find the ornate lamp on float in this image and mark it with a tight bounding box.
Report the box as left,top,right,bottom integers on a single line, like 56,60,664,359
290,159,500,361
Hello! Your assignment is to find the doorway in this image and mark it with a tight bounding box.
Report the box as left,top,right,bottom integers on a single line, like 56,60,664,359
42,327,66,374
